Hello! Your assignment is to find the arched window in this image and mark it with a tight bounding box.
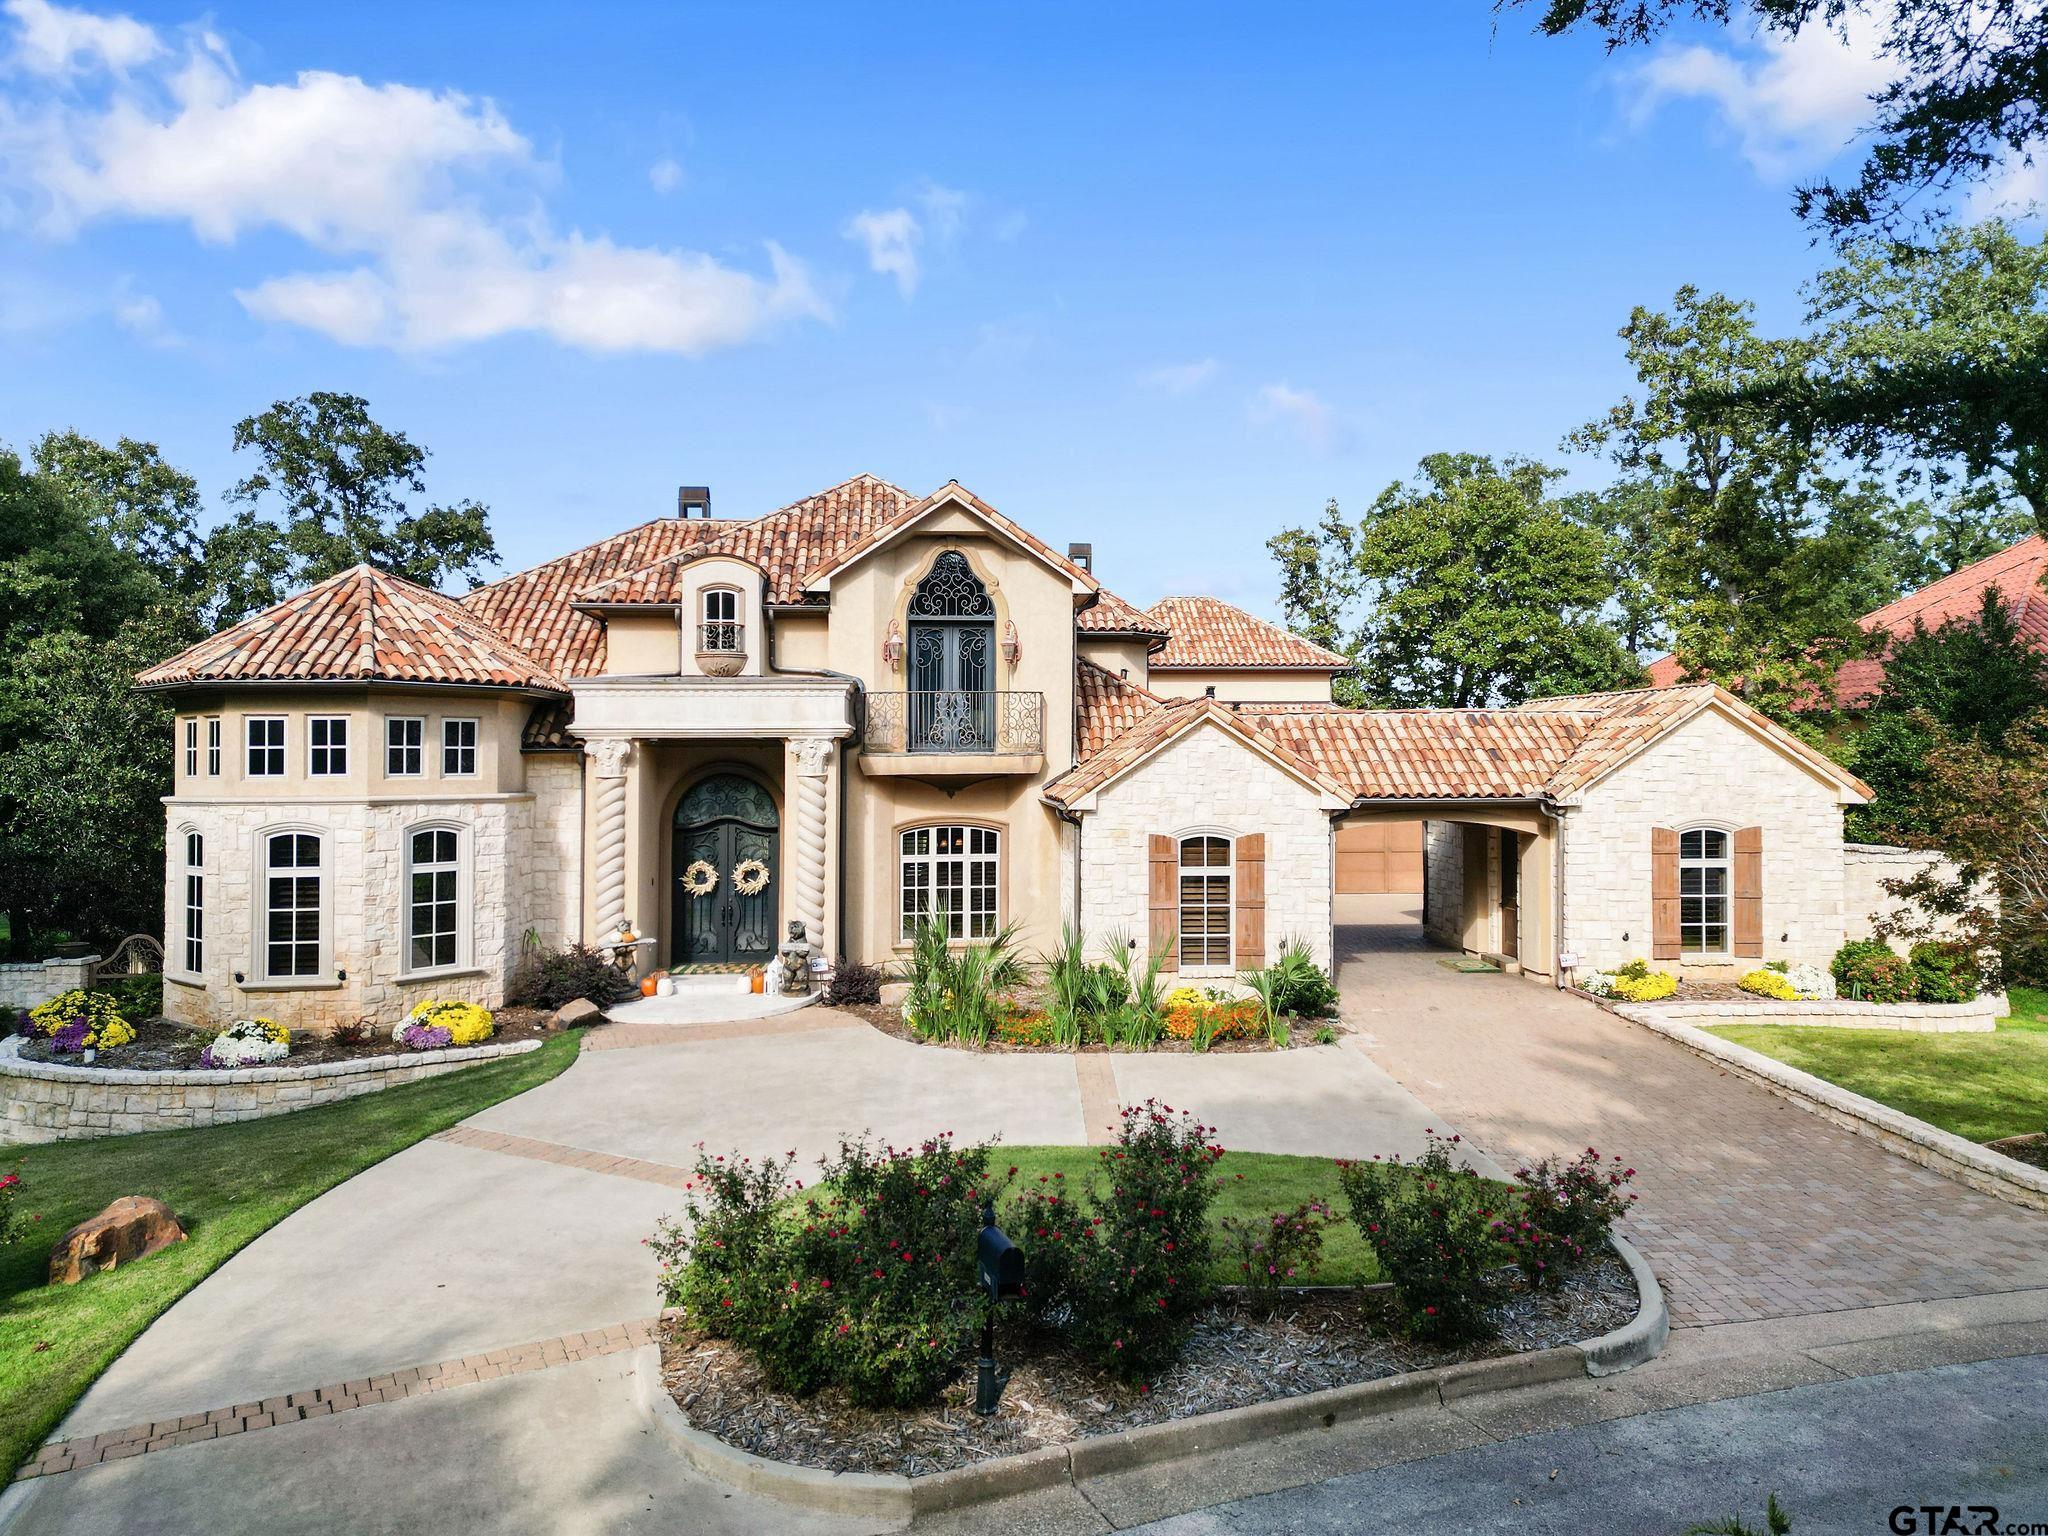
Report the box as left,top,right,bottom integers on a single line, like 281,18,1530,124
899,825,1000,940
1178,835,1232,969
907,551,994,617
406,825,465,973
1678,827,1731,955
262,831,323,980
700,587,742,652
181,831,204,975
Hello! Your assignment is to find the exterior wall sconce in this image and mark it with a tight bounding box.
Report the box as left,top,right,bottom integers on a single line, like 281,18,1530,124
1002,620,1020,667
883,619,904,672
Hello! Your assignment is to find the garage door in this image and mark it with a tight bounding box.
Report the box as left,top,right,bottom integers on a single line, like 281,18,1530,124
1335,819,1423,895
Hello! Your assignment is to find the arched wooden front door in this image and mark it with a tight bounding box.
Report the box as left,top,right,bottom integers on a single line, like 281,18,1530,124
672,773,778,967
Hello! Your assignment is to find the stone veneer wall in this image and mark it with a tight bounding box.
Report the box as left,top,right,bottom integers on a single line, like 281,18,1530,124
0,956,99,1014
523,755,587,950
1843,843,1971,945
0,1035,541,1144
1422,821,1463,948
163,793,559,1034
1079,722,1334,971
1561,708,1849,975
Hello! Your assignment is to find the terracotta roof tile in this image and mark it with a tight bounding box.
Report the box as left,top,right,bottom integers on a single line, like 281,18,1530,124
137,565,567,692
1046,695,1352,808
1146,596,1350,671
1076,659,1166,758
801,480,1100,599
1253,707,1593,800
1078,586,1169,638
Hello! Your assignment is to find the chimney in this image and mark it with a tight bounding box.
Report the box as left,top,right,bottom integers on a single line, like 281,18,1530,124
1067,541,1093,573
677,485,712,519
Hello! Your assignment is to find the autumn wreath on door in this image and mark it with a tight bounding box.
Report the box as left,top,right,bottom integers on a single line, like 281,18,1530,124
732,857,771,896
682,860,719,898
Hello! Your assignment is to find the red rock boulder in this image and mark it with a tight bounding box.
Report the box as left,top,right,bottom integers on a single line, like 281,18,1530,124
48,1196,186,1285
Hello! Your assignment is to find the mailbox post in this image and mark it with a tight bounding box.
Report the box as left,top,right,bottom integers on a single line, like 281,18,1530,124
975,1201,1025,1416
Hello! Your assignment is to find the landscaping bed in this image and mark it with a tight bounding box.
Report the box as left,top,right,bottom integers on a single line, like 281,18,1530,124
844,1001,1342,1052
659,1255,1635,1477
12,1007,557,1072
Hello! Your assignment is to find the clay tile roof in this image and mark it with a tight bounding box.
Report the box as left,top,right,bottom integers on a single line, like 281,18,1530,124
1078,586,1170,639
1251,707,1594,800
1645,534,2048,707
521,699,577,750
802,480,1101,598
136,564,567,692
1045,696,1351,809
1076,659,1166,758
1145,596,1351,671
461,517,731,678
574,473,919,609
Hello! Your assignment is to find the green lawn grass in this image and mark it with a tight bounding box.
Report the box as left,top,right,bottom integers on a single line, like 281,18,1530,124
1708,985,2048,1145
0,1031,581,1477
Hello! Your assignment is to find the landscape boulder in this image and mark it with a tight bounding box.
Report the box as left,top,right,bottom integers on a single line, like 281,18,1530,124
49,1196,186,1285
551,998,601,1031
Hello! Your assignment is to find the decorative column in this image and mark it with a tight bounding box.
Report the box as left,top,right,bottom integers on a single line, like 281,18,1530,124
589,737,633,939
786,736,835,959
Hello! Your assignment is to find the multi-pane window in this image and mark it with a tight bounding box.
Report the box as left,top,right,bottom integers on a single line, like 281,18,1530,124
701,588,742,652
264,832,322,979
183,719,199,777
181,831,203,974
386,717,424,777
246,717,286,777
442,718,478,776
1178,836,1233,969
899,826,999,940
206,717,222,776
406,827,461,972
1678,828,1731,955
308,716,349,776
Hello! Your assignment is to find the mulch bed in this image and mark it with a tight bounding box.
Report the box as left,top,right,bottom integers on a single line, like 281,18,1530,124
660,1253,1637,1477
11,1007,557,1072
1988,1133,2048,1172
835,1003,1345,1053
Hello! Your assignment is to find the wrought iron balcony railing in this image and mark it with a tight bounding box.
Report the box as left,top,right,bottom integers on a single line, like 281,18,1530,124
696,621,745,653
861,691,1044,756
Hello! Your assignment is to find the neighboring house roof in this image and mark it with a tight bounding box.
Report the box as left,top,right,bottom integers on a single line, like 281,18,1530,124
137,564,568,693
1645,533,2048,707
1144,595,1351,671
1254,707,1594,800
1075,659,1165,758
1077,586,1170,640
1045,695,1355,811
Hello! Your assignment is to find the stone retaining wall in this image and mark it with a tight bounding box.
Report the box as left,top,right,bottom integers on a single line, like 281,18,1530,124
0,1035,541,1144
1624,994,2008,1034
0,955,100,1014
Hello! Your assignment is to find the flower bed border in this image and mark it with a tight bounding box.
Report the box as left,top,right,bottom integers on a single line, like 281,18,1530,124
0,1034,542,1144
1574,992,2009,1034
632,1233,1666,1520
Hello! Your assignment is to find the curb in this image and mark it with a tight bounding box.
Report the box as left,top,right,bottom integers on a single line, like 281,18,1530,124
1616,1006,2048,1214
633,1245,1667,1518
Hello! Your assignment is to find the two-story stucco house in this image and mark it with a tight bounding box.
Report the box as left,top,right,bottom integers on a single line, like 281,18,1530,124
138,474,1879,1032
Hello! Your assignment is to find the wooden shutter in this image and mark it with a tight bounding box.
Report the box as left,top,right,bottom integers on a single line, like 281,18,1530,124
1234,834,1267,969
1650,827,1680,960
1733,826,1764,958
1148,834,1179,972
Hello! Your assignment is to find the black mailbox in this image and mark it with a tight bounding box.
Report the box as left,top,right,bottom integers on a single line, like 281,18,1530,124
977,1204,1025,1301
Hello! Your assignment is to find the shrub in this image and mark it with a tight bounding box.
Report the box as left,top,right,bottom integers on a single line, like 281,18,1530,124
99,973,163,1021
1337,1133,1501,1344
1220,1200,1339,1298
403,999,494,1046
991,1008,1056,1047
1162,988,1263,1047
506,944,638,1011
1780,962,1835,1000
1313,1025,1337,1045
1510,1148,1636,1265
331,1016,377,1047
397,1022,453,1051
200,1017,290,1068
1580,961,1678,1003
1097,932,1171,1049
0,1171,20,1246
902,916,1026,1044
1738,968,1799,1001
824,959,884,1007
27,989,130,1043
1908,941,1980,1004
1266,939,1340,1018
1831,940,1920,1003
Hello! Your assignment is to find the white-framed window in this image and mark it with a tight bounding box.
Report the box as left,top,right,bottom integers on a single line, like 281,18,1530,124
308,716,349,777
183,719,199,778
181,830,204,975
262,830,323,979
700,587,742,652
386,716,424,777
206,717,222,776
246,716,286,777
1178,835,1233,969
405,825,464,973
442,718,478,776
899,825,999,940
1678,827,1731,956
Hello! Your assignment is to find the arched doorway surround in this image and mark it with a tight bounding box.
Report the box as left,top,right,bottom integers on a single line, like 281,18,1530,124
671,772,779,966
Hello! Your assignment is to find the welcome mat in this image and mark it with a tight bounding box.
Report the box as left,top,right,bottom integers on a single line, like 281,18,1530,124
1437,956,1501,973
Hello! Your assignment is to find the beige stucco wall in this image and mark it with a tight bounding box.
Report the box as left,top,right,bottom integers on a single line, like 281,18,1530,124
1078,635,1154,686
1076,720,1333,974
1149,669,1336,703
1561,708,1850,975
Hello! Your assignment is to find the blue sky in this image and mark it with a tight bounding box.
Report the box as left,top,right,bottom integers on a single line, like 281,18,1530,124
0,0,1913,611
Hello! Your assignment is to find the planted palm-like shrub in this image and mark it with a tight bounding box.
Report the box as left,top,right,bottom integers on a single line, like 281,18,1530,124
901,916,1026,1044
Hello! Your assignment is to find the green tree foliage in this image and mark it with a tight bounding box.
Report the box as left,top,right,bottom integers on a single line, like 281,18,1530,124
1503,0,2048,240
210,392,497,621
1349,453,1642,707
1267,499,1365,706
30,431,208,606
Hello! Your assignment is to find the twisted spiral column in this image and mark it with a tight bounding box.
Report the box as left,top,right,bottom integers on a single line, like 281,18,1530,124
588,737,633,938
787,737,834,958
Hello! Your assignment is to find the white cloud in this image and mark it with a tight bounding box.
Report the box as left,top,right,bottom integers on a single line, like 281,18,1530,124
1139,358,1219,394
109,277,173,342
914,180,967,245
1628,9,1893,178
647,156,682,194
1965,146,2048,219
0,8,826,355
843,205,921,297
1250,382,1337,448
5,0,159,77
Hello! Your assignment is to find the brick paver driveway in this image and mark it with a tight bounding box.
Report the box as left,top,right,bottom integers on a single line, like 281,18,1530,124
1337,896,2048,1328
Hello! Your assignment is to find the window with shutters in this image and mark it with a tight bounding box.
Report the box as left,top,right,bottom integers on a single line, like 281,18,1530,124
1178,835,1232,969
1678,827,1731,955
899,825,999,940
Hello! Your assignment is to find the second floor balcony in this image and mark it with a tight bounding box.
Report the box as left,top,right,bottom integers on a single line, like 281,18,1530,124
858,690,1044,778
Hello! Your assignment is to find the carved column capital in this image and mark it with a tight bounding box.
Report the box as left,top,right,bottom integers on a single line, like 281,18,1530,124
787,736,834,779
588,737,633,779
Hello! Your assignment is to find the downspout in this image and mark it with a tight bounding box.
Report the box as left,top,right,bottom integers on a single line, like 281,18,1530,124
1549,799,1569,990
